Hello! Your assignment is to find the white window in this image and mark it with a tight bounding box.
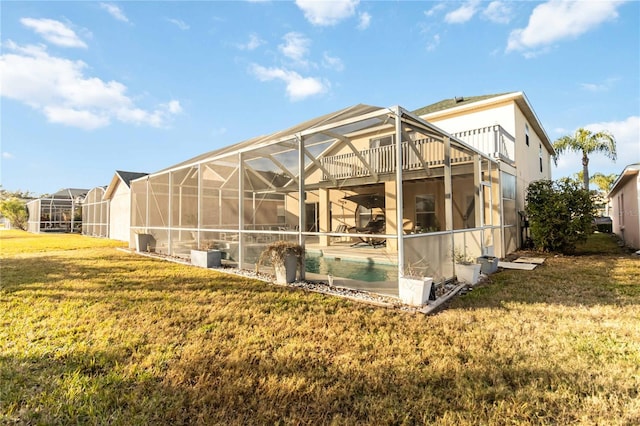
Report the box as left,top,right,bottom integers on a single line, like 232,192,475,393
525,124,530,146
539,143,543,172
415,195,438,231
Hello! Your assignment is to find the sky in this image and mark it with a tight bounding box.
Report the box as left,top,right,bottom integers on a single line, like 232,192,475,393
1,0,638,196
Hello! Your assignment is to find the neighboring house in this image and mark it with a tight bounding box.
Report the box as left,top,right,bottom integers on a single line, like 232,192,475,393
82,171,148,241
105,171,148,242
26,188,88,233
129,96,553,298
414,92,555,251
608,163,640,250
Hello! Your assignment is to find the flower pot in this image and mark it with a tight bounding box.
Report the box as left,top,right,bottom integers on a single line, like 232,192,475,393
477,256,499,274
456,263,481,285
274,253,298,284
135,233,154,252
399,277,434,306
191,249,221,268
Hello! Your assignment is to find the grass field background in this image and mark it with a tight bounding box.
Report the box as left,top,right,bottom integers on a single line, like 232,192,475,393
1,230,639,424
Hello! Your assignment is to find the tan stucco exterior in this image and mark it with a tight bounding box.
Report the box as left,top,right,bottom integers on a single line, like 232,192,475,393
419,92,553,248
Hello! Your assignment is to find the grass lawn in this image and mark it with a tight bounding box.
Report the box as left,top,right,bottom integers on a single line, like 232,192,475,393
1,230,639,425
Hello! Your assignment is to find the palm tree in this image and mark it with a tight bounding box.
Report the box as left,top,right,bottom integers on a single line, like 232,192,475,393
553,128,616,191
590,172,618,193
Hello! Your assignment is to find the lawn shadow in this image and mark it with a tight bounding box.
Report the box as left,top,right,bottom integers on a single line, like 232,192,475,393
4,336,630,425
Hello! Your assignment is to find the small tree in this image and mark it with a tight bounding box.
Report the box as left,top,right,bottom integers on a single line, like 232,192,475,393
0,197,29,230
525,179,594,254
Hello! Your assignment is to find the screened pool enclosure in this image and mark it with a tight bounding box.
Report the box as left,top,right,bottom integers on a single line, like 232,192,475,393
130,104,514,295
26,188,87,233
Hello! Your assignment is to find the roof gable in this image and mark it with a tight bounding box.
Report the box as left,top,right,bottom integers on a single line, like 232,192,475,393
104,171,148,200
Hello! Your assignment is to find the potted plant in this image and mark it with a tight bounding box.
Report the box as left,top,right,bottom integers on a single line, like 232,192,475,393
454,247,481,285
134,231,155,253
256,241,304,284
476,255,499,274
191,241,221,268
398,260,435,306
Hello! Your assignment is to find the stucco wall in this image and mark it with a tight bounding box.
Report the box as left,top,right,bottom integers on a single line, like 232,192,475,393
425,98,553,235
109,180,131,242
611,174,640,249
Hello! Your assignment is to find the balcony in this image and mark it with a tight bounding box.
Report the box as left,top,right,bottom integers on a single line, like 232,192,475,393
319,125,515,181
452,124,515,163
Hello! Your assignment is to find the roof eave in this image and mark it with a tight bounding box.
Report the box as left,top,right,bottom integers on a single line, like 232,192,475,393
421,92,555,155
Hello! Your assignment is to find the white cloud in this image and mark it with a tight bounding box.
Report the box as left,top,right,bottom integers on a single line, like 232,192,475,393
357,12,371,30
250,64,327,101
295,0,359,26
553,116,640,179
445,0,480,24
44,106,110,130
165,100,182,114
580,77,620,93
279,32,310,65
237,33,265,51
0,42,181,130
322,52,344,71
426,34,441,52
507,0,624,54
100,3,129,23
20,18,87,48
167,18,189,30
425,3,446,17
2,152,15,159
482,1,512,24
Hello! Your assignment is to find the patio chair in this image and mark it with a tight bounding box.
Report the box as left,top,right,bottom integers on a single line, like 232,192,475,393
331,224,348,243
349,217,386,248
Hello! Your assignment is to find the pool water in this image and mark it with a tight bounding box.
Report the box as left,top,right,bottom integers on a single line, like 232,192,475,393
305,255,397,282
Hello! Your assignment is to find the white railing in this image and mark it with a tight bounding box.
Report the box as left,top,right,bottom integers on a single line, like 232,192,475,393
320,125,515,180
320,138,472,180
452,125,515,162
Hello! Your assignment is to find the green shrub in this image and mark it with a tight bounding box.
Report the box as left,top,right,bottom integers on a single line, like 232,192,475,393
0,197,28,230
525,179,594,254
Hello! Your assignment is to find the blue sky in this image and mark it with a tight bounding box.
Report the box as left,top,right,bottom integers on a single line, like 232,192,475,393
1,0,638,196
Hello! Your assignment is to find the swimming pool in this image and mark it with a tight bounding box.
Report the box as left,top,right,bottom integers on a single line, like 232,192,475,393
305,255,397,282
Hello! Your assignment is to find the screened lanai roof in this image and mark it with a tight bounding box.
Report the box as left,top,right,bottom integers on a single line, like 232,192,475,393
140,103,493,189
156,104,386,174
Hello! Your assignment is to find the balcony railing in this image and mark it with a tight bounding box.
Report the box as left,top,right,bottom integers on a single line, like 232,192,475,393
452,124,515,163
319,125,515,181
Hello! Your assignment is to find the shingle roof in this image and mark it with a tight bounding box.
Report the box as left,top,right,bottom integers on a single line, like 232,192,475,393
412,93,512,116
115,171,148,187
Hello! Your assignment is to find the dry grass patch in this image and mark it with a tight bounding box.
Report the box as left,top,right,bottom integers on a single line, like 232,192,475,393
1,230,639,424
